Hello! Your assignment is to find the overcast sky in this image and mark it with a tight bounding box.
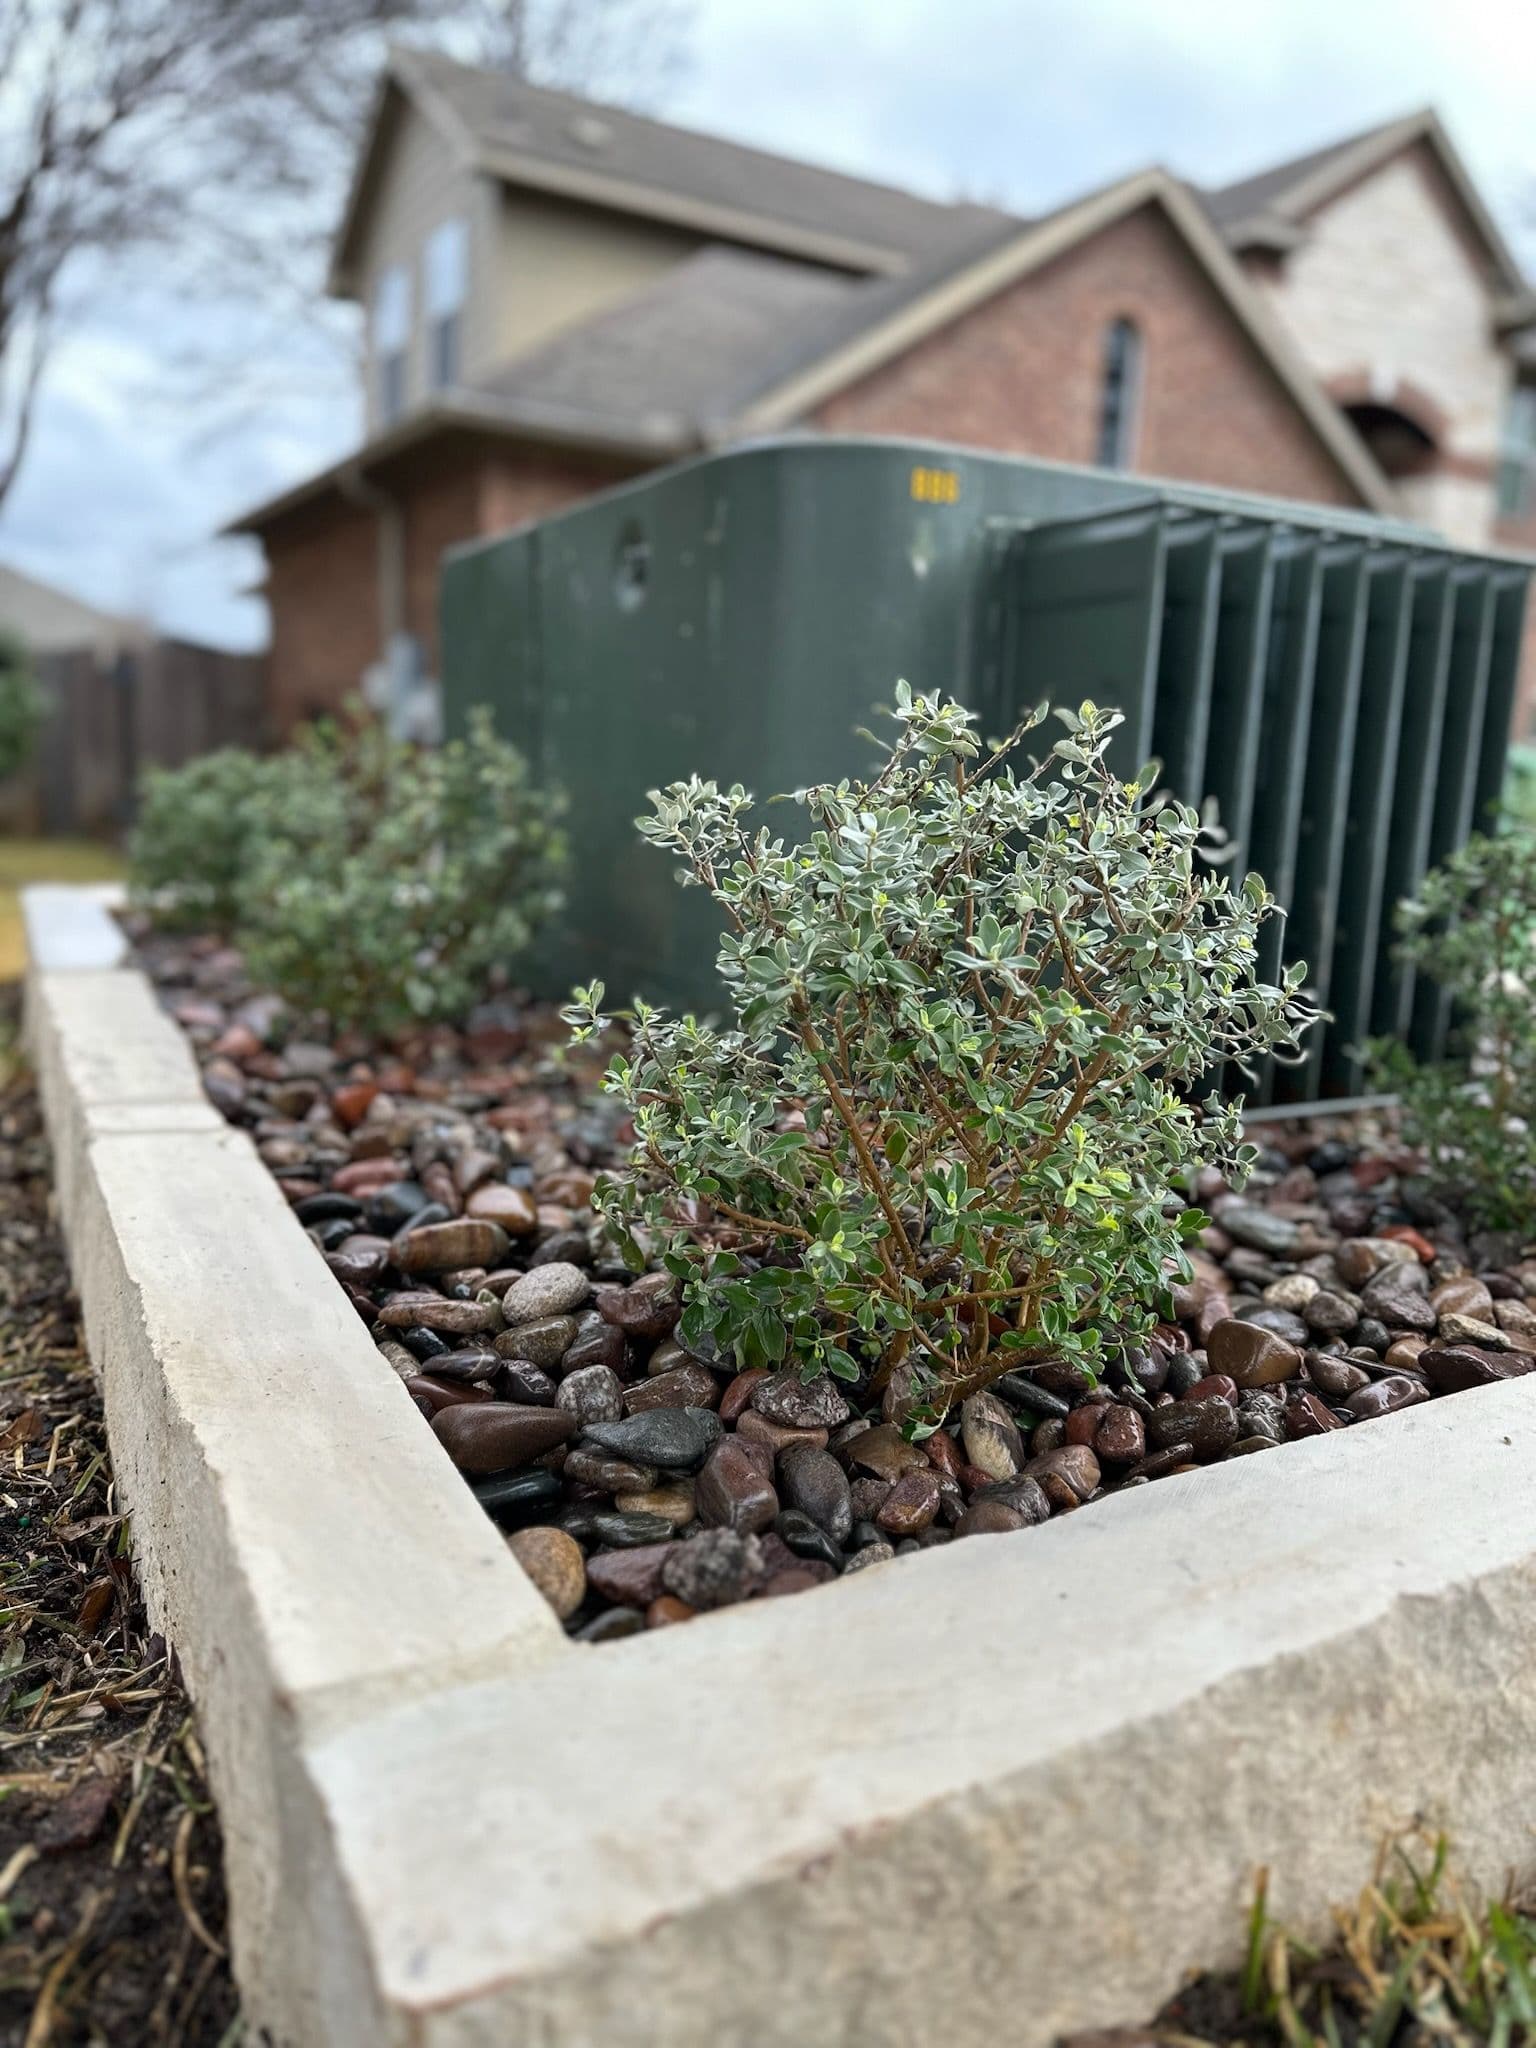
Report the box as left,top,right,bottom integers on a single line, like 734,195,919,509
3,0,1534,651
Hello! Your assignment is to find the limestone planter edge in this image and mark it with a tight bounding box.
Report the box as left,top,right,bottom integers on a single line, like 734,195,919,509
23,884,1536,2047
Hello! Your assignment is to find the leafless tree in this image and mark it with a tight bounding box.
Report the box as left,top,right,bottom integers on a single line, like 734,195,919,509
465,0,691,104
0,0,689,515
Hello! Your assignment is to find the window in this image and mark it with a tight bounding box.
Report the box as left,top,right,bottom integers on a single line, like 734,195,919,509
372,263,411,423
1497,385,1536,522
424,217,469,391
1095,316,1142,471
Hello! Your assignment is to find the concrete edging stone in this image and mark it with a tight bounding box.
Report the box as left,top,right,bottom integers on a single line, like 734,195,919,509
23,882,1536,2045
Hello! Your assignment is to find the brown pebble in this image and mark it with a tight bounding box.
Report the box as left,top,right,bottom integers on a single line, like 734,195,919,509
719,1370,769,1423
645,1595,696,1627
430,1402,574,1474
465,1183,539,1236
876,1467,942,1535
507,1526,586,1620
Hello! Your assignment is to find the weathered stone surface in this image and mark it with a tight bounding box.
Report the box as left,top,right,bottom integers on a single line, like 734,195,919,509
581,1407,722,1471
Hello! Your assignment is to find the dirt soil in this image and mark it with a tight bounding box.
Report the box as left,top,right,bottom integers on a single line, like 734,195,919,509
0,991,239,2047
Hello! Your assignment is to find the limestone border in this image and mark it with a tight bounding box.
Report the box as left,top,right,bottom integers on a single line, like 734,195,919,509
24,883,1536,2047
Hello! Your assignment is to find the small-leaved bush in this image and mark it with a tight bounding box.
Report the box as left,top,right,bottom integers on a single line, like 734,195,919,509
129,745,320,932
0,630,47,785
131,708,564,1032
1369,831,1536,1233
566,687,1316,1414
240,709,563,1034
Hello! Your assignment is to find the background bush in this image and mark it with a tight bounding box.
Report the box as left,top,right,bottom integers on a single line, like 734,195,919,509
129,746,310,932
0,631,47,786
567,686,1316,1414
1370,831,1536,1233
130,708,564,1032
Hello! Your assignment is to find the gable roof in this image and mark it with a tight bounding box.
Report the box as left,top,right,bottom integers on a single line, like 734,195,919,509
331,46,1010,292
0,560,146,656
1201,106,1532,311
239,160,1396,537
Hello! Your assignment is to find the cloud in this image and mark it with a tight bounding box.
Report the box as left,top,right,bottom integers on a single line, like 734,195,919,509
1,0,1533,654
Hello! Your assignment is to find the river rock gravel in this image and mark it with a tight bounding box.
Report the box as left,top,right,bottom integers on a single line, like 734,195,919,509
131,923,1536,1642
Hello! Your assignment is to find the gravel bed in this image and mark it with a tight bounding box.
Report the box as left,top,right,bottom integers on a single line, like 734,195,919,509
133,923,1536,1642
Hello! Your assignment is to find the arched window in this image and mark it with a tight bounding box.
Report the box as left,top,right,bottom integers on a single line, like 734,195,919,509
1095,316,1142,471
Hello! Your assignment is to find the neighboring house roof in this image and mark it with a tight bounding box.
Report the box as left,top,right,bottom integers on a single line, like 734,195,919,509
0,561,146,657
331,46,1011,291
1200,106,1534,320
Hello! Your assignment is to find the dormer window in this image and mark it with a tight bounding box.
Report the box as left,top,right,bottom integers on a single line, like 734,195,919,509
425,218,469,391
373,264,411,424
1095,316,1143,471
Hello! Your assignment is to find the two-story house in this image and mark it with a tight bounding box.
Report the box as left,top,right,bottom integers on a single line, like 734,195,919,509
230,49,1536,738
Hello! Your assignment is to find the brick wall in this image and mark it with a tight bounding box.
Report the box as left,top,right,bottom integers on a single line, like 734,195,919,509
257,438,617,737
812,202,1363,508
263,495,380,739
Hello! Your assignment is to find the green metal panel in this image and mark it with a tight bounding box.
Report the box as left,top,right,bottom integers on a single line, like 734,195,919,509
1322,556,1415,1097
1413,570,1497,1060
1472,573,1532,831
1245,534,1325,1105
1277,543,1372,1106
1370,558,1455,1043
439,435,1532,1099
1201,524,1277,877
1150,514,1223,794
997,502,1170,778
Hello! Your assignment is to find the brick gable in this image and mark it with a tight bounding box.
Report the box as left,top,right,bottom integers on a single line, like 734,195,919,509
812,202,1364,509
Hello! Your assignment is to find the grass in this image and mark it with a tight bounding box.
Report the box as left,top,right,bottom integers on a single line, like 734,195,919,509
1143,1835,1536,2046
0,837,125,981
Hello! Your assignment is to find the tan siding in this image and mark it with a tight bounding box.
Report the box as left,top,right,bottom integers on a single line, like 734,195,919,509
358,105,477,430
481,188,701,368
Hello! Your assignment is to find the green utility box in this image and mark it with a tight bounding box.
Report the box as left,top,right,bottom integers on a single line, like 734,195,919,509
441,435,1531,1106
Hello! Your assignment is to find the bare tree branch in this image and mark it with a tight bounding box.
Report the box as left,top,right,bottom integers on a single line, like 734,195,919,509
0,0,690,515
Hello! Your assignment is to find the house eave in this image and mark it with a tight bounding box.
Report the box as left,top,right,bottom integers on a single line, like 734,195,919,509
224,397,692,537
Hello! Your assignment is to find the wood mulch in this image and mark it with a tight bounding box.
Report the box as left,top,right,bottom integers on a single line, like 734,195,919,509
0,991,239,2047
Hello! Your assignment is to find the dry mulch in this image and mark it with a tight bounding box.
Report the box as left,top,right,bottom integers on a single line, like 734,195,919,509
0,992,239,2047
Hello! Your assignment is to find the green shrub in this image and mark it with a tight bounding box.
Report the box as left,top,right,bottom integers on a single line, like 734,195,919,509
130,709,564,1032
238,707,564,1034
1369,831,1536,1233
129,746,308,932
0,630,47,785
566,687,1315,1414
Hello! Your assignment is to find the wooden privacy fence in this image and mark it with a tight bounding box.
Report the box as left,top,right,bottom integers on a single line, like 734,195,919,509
4,639,267,837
